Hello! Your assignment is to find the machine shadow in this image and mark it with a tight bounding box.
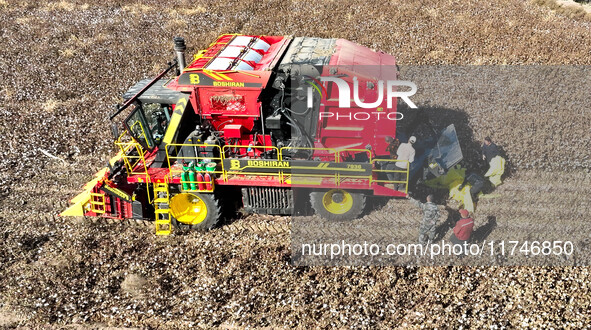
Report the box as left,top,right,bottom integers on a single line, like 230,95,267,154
398,104,485,175
434,206,460,242
471,216,498,243
398,104,504,202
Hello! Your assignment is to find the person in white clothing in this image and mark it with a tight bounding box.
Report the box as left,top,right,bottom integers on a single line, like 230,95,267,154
396,137,416,169
392,136,416,191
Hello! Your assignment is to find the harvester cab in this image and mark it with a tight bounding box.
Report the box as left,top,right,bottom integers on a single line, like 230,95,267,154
62,34,465,235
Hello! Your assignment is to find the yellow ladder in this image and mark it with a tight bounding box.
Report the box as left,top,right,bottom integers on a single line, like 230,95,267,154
89,193,106,214
153,182,172,235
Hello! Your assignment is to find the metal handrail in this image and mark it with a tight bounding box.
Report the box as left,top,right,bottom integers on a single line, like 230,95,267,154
370,159,410,193
113,130,153,201
165,143,224,187
157,141,410,192
222,144,280,159
112,136,408,200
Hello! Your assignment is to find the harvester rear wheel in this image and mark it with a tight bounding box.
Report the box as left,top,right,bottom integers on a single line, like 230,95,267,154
170,192,220,231
310,189,366,221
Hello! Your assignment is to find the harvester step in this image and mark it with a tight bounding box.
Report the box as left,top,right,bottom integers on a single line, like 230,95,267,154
155,218,172,235
155,227,172,236
154,198,169,203
155,209,170,214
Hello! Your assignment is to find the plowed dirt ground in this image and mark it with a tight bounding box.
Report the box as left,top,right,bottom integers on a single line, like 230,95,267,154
1,0,591,327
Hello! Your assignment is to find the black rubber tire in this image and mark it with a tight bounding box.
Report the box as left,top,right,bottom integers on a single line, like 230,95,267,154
310,189,366,221
171,193,221,231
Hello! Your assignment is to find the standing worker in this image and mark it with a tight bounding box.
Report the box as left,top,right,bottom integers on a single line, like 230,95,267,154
481,136,505,187
408,194,440,244
393,136,416,192
450,209,475,253
383,136,400,190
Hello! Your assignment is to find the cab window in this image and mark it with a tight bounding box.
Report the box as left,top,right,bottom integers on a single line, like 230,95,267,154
125,105,155,150
143,103,170,145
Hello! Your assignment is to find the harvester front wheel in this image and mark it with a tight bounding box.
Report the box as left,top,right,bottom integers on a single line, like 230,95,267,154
169,192,220,231
310,189,366,221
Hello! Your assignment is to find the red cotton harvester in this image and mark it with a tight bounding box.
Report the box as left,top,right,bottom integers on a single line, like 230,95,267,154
61,34,463,235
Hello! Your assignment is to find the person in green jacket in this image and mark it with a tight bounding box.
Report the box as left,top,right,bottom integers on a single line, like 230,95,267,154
408,194,440,244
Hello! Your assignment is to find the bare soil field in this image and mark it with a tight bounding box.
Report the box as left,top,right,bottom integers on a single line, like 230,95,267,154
1,0,591,327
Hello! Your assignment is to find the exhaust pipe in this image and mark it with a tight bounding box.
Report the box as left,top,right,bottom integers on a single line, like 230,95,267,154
174,37,187,71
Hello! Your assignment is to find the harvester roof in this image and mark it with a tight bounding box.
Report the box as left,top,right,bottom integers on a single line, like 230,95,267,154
187,34,287,71
165,34,290,92
165,34,396,92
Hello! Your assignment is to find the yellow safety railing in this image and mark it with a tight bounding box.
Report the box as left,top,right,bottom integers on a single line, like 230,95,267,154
114,129,152,202
222,145,283,182
223,144,280,158
335,148,374,184
163,143,409,191
278,147,338,185
165,143,224,192
115,128,410,197
115,141,150,176
114,147,148,174
371,159,410,193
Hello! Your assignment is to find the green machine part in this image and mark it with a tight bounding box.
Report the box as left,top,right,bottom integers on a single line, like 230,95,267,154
182,162,194,191
188,170,197,190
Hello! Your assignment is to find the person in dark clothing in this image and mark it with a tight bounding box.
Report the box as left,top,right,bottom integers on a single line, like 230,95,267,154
481,136,505,187
458,172,486,202
385,136,400,159
383,136,400,189
481,136,499,163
